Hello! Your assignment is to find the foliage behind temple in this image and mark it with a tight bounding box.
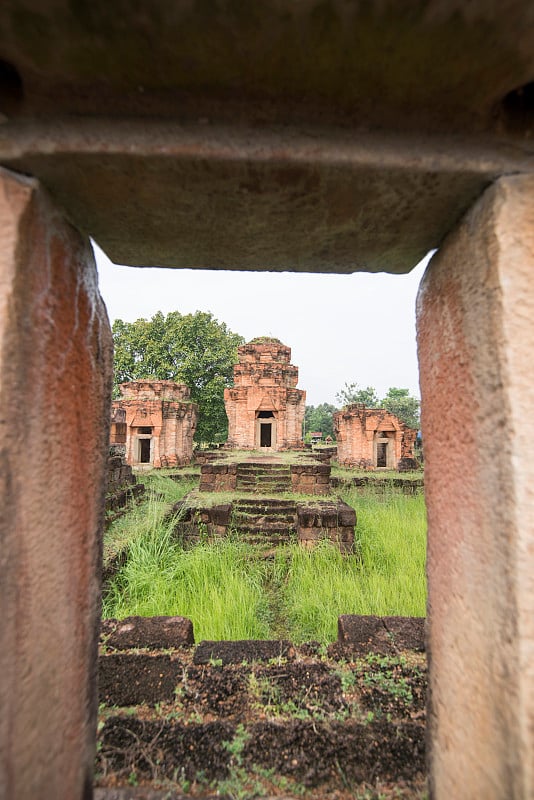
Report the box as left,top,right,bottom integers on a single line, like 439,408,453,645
112,311,244,443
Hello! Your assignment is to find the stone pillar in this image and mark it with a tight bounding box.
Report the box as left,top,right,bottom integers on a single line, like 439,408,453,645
417,175,534,799
0,168,113,799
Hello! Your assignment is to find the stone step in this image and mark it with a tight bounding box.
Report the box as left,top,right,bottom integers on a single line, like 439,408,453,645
233,511,296,523
236,473,291,480
234,523,296,535
233,498,297,516
237,462,290,468
238,534,295,546
234,498,297,509
237,463,290,468
234,521,297,536
235,485,291,493
247,482,292,489
236,469,290,475
236,475,291,481
235,477,289,484
233,506,297,515
236,470,291,478
241,468,291,478
235,487,292,495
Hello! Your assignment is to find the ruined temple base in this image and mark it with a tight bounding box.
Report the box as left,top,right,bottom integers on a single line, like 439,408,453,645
197,450,332,495
173,450,356,553
173,493,356,553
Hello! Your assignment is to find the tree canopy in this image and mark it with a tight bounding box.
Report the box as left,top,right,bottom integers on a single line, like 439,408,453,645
335,381,380,408
304,403,337,440
381,387,420,429
334,382,420,429
112,310,244,443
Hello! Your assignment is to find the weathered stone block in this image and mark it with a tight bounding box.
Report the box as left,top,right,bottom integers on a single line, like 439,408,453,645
210,503,232,526
101,616,195,649
320,508,339,528
298,527,324,541
337,615,393,653
417,175,534,799
171,500,191,522
338,503,357,526
382,616,425,652
333,528,355,542
194,639,295,665
99,654,183,706
0,168,112,799
297,508,317,527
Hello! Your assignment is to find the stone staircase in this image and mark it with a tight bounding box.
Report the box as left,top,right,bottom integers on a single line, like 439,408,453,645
232,496,297,545
235,461,292,493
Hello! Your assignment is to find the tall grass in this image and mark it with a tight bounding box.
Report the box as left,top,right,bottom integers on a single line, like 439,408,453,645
103,522,272,640
279,490,427,642
346,489,427,612
103,476,427,643
103,473,197,567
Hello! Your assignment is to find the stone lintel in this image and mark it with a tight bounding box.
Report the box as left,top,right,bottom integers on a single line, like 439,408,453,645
1,120,532,273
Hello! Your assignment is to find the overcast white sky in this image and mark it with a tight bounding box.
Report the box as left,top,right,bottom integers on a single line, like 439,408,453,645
95,245,432,407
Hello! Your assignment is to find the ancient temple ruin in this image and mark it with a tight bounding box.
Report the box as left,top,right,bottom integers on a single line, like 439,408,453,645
3,5,534,797
112,380,198,468
224,338,305,450
334,404,417,470
177,451,356,553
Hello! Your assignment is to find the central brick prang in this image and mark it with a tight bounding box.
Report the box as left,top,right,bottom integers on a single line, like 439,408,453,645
224,338,305,450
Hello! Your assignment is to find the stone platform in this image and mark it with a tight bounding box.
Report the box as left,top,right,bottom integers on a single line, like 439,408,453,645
198,452,331,495
174,451,356,553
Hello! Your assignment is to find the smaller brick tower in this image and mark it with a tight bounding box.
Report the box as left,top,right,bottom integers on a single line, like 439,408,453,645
224,338,305,450
113,380,198,467
333,404,417,469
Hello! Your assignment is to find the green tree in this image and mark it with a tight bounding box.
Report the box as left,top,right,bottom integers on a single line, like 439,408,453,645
304,403,337,440
381,387,420,429
112,310,244,443
335,382,380,408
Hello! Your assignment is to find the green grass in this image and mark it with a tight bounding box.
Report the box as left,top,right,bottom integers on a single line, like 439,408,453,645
278,490,427,642
103,475,427,643
330,464,423,482
103,472,197,568
103,529,272,640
